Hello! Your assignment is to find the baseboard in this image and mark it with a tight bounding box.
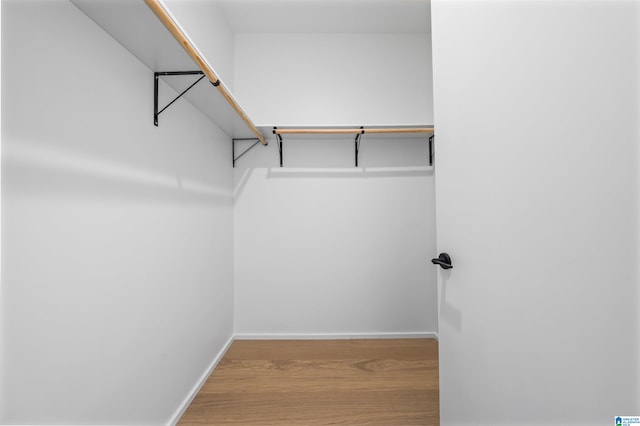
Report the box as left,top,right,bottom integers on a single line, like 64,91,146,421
234,332,439,340
167,335,234,426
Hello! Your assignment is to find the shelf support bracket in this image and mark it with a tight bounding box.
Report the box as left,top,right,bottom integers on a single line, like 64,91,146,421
274,128,284,167
429,135,434,166
154,71,205,126
354,127,364,167
233,138,261,167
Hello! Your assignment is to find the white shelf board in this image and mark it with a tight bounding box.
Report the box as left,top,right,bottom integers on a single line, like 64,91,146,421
71,0,259,139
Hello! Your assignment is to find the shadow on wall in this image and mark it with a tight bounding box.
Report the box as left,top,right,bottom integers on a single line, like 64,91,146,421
438,268,461,332
234,166,434,201
265,166,434,180
3,141,232,206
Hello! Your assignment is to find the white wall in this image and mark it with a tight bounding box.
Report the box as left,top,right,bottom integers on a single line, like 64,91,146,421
1,1,234,424
233,135,437,337
431,0,639,424
232,25,436,338
162,0,235,90
234,33,433,126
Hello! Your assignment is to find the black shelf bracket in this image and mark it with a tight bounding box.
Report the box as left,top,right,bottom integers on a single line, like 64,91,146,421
354,126,364,167
429,134,434,166
154,71,205,126
233,138,261,167
273,127,283,167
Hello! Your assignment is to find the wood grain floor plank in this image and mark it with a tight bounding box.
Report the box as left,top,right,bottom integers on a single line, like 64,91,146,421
201,359,437,393
179,339,439,425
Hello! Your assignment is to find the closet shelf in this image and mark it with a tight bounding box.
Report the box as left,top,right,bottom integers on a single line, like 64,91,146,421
71,1,434,167
144,0,266,145
271,126,435,168
71,0,267,144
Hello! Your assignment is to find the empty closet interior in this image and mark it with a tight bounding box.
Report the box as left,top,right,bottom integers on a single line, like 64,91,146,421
1,0,436,424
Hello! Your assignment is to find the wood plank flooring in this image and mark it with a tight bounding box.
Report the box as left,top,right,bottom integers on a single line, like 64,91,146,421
178,339,439,425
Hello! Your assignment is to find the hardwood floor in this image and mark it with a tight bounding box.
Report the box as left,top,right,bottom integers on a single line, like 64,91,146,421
178,339,439,425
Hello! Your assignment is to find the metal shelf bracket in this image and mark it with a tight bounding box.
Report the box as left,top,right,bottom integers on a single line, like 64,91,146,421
273,127,283,167
429,135,434,166
154,71,205,126
354,126,364,167
233,138,261,167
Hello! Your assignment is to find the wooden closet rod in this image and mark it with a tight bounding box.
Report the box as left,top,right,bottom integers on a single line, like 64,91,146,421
274,127,434,135
364,127,434,134
144,0,267,146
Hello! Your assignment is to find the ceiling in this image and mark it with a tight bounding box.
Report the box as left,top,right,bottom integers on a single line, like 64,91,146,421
217,0,431,34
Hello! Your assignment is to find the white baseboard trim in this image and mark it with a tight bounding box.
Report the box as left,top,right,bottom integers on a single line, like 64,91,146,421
167,335,234,426
234,332,439,340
